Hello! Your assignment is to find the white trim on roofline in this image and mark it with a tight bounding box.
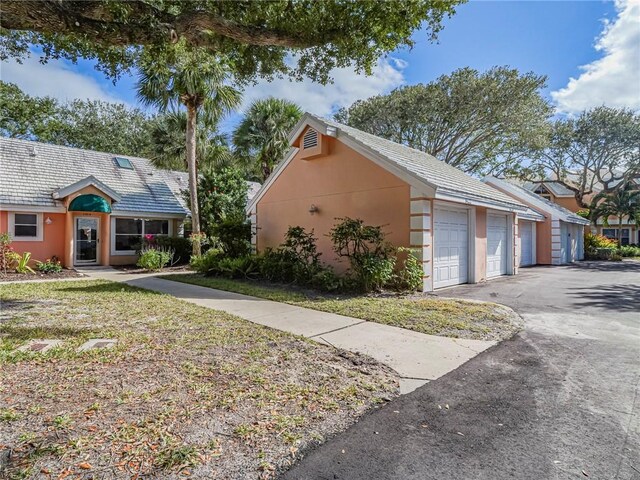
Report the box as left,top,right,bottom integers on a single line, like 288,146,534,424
248,117,528,214
484,176,589,226
0,203,66,213
52,175,122,202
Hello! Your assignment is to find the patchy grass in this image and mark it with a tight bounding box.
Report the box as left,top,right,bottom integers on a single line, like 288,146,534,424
0,280,397,479
165,275,520,341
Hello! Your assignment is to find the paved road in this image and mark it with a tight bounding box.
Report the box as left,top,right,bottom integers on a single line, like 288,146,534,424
281,261,640,480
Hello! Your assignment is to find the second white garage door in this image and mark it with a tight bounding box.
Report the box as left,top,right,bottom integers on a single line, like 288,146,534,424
434,206,469,288
519,220,534,267
487,213,508,278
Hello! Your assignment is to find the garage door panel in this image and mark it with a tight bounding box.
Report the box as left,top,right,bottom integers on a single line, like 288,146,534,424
487,213,508,278
434,206,469,289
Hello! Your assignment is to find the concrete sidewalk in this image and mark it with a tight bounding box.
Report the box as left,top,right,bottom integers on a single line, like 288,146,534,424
79,267,495,394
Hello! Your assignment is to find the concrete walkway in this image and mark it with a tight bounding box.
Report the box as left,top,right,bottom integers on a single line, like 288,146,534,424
78,267,496,394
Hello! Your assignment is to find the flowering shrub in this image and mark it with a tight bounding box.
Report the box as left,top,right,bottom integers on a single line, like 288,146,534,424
36,257,63,274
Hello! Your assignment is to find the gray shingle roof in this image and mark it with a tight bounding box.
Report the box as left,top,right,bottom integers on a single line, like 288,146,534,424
0,138,189,215
485,177,589,225
306,114,526,210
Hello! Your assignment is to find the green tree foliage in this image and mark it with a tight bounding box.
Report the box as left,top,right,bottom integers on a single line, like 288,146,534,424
0,81,156,156
149,111,235,172
233,97,303,181
0,81,57,139
197,167,249,231
589,182,640,240
1,1,463,83
530,106,640,209
136,43,242,253
335,67,551,176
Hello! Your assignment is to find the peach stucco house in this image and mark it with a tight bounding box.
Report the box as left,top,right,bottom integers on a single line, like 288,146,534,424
526,179,639,245
247,114,547,292
484,177,589,265
0,138,189,268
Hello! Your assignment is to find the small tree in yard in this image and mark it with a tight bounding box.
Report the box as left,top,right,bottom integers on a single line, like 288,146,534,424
136,44,241,255
590,183,640,244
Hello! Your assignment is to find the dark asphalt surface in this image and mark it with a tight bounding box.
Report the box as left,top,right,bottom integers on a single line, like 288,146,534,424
281,261,640,480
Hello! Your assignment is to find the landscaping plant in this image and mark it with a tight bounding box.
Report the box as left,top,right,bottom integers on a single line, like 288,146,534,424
329,217,395,292
10,251,35,274
137,246,174,271
211,219,252,258
35,257,63,274
0,232,14,274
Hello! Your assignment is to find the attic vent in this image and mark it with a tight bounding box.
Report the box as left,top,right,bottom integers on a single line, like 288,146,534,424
114,156,133,169
28,146,37,157
302,129,318,149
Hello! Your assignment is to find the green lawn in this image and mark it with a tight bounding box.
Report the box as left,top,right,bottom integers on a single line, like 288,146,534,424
0,280,396,479
165,274,521,341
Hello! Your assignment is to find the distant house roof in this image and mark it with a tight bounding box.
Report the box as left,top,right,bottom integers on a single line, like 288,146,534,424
249,113,528,212
484,177,590,225
523,180,575,197
0,137,189,216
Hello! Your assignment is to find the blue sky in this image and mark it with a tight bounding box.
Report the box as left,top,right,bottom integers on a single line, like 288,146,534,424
2,0,638,132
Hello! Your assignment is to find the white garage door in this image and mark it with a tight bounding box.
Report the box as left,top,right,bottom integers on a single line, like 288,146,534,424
433,206,469,288
487,213,508,278
519,221,534,267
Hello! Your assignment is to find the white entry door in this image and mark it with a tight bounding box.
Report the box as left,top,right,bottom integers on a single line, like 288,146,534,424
433,206,469,288
487,213,508,277
519,221,534,267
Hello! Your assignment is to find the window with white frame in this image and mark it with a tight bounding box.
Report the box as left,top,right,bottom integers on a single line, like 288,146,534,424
8,212,43,241
602,228,617,240
112,218,170,254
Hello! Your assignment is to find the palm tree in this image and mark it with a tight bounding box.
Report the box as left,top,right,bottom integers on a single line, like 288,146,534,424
136,45,241,255
149,111,235,172
233,97,302,181
590,182,640,244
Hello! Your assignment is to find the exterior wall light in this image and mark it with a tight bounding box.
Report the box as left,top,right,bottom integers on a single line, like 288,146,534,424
309,204,319,215
45,217,53,225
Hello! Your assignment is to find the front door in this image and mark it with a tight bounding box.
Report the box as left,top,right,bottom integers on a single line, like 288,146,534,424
75,217,99,265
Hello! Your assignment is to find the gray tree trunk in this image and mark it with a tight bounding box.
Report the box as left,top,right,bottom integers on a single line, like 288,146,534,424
186,104,201,256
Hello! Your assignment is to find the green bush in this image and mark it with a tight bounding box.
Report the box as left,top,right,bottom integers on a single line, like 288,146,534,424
392,248,423,291
619,245,640,257
584,232,618,258
211,219,252,258
156,236,191,264
258,227,323,284
329,217,394,292
190,248,223,274
137,247,173,271
310,267,343,292
216,255,261,279
10,251,35,274
35,257,63,274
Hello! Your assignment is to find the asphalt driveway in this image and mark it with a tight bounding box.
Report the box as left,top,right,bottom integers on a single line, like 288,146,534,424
281,261,640,480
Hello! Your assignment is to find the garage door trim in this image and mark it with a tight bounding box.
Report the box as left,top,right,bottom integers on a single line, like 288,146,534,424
433,202,475,289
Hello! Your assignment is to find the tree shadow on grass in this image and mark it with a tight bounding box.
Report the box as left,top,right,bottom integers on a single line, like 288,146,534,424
566,283,640,313
57,282,162,295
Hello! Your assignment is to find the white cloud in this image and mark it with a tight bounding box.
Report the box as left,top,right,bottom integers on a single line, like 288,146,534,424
552,0,640,114
239,57,407,118
0,54,124,104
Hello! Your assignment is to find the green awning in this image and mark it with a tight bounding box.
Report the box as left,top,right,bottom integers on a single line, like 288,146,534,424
68,194,111,213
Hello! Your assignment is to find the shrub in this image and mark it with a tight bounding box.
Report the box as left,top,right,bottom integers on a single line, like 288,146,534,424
258,227,322,284
329,217,394,292
392,248,423,291
310,267,344,292
156,236,192,264
0,232,14,274
35,257,63,274
215,255,261,279
212,219,252,258
190,248,223,274
619,245,640,257
137,247,173,271
584,232,617,255
10,251,35,274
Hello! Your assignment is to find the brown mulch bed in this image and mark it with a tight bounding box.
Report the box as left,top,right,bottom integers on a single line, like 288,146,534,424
0,269,86,283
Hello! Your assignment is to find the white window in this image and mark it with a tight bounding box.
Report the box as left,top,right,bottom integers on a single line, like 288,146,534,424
8,212,43,241
111,217,171,255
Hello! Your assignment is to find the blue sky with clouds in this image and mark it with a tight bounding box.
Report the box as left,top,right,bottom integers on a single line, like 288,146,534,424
2,0,638,133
